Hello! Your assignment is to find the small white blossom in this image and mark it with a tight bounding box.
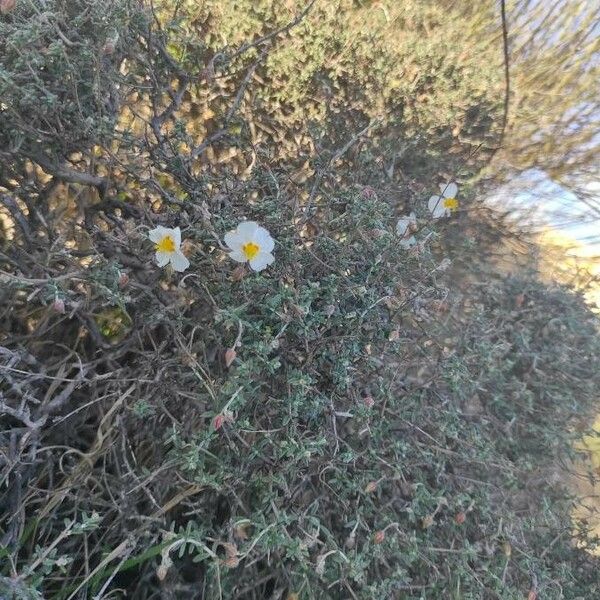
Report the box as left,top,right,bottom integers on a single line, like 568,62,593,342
224,221,275,272
428,182,459,219
396,212,417,249
148,226,190,272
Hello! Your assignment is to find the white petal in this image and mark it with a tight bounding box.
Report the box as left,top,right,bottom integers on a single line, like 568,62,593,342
254,226,275,253
249,252,274,272
229,250,247,263
409,212,417,223
400,236,416,249
236,221,259,239
433,205,447,219
155,251,171,267
442,182,458,199
172,227,182,248
224,231,242,251
170,250,190,272
428,195,443,214
428,195,447,219
149,226,169,243
396,218,410,236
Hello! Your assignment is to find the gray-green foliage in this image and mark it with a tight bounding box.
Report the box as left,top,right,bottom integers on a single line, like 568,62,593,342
0,0,141,159
1,1,599,599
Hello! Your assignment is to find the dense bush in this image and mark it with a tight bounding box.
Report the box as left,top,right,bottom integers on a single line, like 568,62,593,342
0,0,141,161
1,1,599,598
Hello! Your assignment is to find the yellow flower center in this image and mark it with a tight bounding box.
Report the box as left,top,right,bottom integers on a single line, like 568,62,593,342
156,235,176,253
242,241,260,260
443,197,459,211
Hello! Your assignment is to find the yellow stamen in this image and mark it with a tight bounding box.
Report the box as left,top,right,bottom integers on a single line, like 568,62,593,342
443,197,459,211
242,241,260,260
156,235,176,253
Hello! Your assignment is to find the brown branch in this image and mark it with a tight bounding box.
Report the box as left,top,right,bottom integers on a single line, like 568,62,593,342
489,0,511,162
189,50,268,161
29,152,109,196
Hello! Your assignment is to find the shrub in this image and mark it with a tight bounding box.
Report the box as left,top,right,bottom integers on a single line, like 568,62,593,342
1,1,599,598
0,0,143,160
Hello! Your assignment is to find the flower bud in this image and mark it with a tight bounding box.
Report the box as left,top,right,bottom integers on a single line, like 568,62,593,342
454,512,466,525
52,298,65,314
363,395,375,408
373,530,385,544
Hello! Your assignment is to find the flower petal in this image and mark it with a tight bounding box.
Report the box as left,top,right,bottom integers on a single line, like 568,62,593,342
236,221,259,239
155,251,171,267
224,231,242,251
442,182,458,199
170,250,190,272
428,194,443,214
400,235,416,249
249,252,274,272
396,218,410,236
229,250,247,263
433,204,447,219
254,226,275,253
172,227,182,248
149,226,169,243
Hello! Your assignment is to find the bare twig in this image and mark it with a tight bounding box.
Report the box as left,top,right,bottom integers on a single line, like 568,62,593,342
29,152,109,196
189,50,268,161
489,0,510,160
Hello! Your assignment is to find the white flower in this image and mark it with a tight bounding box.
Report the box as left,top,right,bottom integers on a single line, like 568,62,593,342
396,212,417,249
224,221,275,272
148,226,190,272
428,182,459,219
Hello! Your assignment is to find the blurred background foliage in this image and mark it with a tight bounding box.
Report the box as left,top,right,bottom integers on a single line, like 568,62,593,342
1,0,599,598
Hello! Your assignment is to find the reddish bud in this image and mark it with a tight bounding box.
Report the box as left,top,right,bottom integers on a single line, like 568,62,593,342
454,512,466,525
361,186,377,199
363,395,375,408
223,554,239,568
224,348,237,368
373,530,385,544
365,481,378,493
221,542,239,568
118,272,129,288
213,410,234,431
52,298,65,314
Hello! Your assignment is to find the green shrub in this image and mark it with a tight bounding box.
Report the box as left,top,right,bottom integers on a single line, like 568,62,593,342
1,1,599,598
0,0,142,159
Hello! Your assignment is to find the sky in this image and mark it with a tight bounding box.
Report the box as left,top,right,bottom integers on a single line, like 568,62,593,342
489,169,600,257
